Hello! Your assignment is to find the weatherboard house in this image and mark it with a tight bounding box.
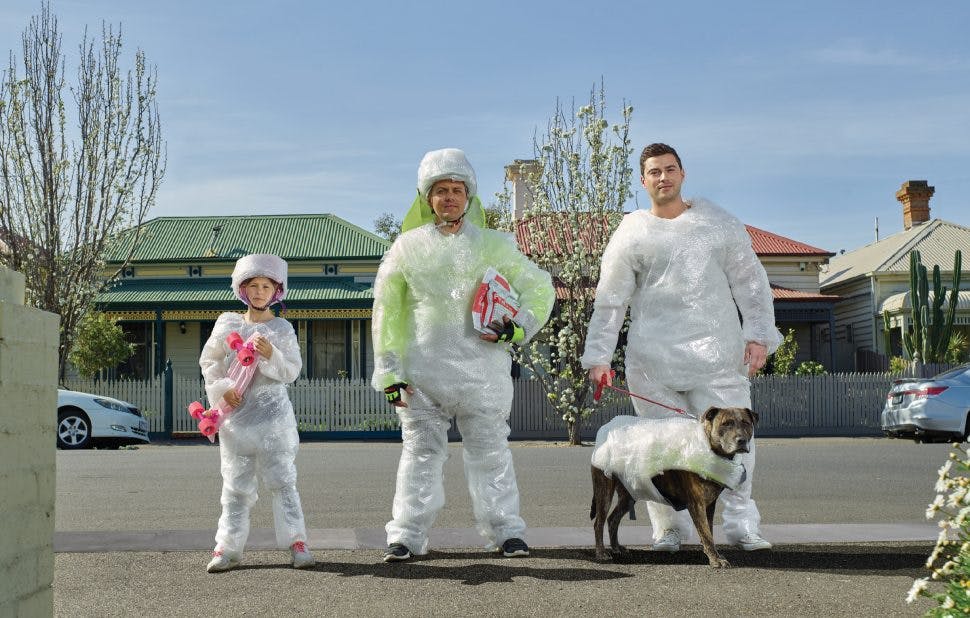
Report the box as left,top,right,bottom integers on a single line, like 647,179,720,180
94,214,389,380
820,180,970,372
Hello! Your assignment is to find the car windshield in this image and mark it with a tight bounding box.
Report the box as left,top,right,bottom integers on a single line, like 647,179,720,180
932,365,970,381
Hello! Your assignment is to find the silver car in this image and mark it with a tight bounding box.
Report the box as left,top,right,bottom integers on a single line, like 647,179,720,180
881,364,970,443
57,389,151,449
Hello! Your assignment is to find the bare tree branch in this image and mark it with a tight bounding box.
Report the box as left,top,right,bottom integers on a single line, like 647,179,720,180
0,2,166,378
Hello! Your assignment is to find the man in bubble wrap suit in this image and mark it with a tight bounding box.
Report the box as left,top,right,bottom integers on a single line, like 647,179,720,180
581,143,782,553
372,148,554,562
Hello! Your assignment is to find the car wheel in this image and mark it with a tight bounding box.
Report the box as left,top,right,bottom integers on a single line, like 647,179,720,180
57,408,92,449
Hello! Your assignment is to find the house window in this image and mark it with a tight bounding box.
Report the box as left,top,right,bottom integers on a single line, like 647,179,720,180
312,321,347,378
116,322,152,379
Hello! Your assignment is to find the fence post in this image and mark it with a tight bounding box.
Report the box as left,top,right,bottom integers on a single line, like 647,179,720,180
163,359,173,439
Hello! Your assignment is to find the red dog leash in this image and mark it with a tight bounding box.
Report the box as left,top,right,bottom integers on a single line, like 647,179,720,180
594,371,693,418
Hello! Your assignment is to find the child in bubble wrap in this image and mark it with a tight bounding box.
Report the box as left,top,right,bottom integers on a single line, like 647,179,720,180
199,253,314,573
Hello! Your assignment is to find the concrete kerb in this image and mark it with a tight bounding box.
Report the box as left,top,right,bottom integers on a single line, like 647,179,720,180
54,523,939,554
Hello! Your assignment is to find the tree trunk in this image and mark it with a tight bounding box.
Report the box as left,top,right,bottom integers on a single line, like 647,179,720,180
567,420,581,445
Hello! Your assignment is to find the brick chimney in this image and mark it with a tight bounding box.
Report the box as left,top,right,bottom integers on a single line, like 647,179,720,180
505,159,540,220
895,180,934,230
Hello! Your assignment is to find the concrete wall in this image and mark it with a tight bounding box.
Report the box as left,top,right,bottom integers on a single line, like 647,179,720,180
0,267,59,616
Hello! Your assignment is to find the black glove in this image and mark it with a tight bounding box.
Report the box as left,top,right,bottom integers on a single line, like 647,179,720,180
384,382,408,405
494,319,525,343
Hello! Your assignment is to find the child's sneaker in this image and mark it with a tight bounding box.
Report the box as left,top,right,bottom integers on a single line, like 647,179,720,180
206,548,239,573
291,541,316,569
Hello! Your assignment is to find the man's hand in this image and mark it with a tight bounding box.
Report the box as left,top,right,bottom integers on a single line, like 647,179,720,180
480,315,524,343
384,382,414,408
744,342,768,377
589,365,612,388
252,334,273,360
224,388,242,409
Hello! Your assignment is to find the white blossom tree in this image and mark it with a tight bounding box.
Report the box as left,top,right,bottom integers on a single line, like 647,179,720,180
501,82,633,444
0,3,165,378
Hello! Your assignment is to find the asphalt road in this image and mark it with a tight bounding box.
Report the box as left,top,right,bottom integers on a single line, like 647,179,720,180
52,437,952,616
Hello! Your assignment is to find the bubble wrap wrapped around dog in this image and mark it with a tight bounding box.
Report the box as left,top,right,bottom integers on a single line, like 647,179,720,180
199,312,307,552
371,222,555,408
592,416,745,505
580,199,782,388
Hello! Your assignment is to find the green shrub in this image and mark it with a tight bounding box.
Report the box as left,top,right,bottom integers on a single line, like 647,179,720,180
794,361,827,376
889,356,909,374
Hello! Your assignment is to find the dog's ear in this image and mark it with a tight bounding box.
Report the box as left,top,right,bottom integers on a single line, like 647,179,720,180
745,408,759,426
702,407,720,423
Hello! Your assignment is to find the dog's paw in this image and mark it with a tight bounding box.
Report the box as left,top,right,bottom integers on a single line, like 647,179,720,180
611,544,628,554
709,556,731,569
594,548,612,561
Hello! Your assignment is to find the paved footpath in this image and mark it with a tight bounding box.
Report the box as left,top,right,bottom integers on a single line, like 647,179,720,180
53,439,948,616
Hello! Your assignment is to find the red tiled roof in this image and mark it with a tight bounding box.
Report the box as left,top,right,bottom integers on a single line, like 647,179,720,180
515,214,834,258
745,225,834,257
770,284,839,302
515,213,615,256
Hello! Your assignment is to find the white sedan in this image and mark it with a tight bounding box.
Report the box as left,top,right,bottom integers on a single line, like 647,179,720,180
57,389,151,449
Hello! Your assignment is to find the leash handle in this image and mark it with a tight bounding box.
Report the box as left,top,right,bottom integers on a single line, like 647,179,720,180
594,370,692,417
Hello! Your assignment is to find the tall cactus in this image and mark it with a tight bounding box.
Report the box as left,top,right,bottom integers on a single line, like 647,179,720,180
903,249,963,363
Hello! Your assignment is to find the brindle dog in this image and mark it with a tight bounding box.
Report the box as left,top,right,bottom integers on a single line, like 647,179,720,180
590,407,758,568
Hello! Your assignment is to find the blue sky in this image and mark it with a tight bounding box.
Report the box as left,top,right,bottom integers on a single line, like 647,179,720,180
2,0,968,255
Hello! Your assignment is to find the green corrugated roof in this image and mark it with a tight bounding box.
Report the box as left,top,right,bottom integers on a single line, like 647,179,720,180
96,277,374,307
105,214,390,263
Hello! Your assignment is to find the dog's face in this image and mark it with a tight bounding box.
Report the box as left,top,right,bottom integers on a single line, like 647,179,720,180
701,407,758,457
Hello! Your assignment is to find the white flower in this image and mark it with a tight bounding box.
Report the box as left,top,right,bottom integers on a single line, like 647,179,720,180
928,494,946,519
907,578,929,603
942,595,955,609
939,460,954,478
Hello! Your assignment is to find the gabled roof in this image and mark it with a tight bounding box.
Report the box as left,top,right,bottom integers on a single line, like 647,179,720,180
820,219,970,289
745,225,834,257
104,214,390,263
513,212,833,259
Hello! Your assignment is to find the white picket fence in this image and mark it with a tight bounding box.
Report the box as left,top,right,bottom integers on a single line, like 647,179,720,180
61,371,923,440
61,377,167,432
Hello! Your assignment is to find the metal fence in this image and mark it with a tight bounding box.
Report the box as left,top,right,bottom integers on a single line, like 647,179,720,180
61,363,959,442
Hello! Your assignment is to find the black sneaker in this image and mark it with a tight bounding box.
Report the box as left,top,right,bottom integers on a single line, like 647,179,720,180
383,542,412,562
500,538,529,557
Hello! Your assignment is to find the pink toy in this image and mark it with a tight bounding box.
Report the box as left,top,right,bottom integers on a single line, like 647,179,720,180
188,331,261,442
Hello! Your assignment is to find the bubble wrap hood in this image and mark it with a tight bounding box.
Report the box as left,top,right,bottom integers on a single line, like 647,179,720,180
231,253,288,305
417,148,477,200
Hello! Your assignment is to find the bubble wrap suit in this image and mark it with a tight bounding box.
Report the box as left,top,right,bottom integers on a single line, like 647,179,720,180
199,312,308,556
372,222,554,553
592,416,745,505
581,199,781,543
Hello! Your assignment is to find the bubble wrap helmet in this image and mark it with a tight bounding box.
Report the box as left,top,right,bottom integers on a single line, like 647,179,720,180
403,148,486,233
417,148,477,201
231,253,288,306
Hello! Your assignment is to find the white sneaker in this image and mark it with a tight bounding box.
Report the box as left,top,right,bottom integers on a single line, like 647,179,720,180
652,529,681,552
291,541,316,569
735,533,772,551
206,549,240,573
